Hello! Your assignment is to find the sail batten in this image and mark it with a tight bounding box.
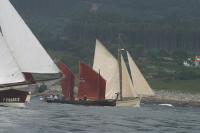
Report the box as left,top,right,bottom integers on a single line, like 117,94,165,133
0,0,59,74
93,40,119,99
127,51,154,96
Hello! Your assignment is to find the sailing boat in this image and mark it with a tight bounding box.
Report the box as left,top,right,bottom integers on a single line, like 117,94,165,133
0,0,60,107
47,62,116,106
93,39,154,107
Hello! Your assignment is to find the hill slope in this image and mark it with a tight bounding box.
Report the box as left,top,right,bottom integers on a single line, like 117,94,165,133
10,0,200,92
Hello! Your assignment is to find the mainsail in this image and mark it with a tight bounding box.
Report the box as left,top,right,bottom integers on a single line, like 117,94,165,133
93,40,119,99
121,55,137,98
127,51,154,96
58,63,75,100
0,32,25,86
78,63,106,100
0,0,59,75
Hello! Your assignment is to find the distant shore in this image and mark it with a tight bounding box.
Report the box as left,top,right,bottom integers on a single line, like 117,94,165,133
34,89,200,107
142,90,200,107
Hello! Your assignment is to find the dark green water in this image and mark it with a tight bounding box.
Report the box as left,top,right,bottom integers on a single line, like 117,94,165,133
0,97,200,133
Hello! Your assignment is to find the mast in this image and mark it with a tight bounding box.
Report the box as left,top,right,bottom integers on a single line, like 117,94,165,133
69,71,74,100
97,70,100,100
118,48,123,100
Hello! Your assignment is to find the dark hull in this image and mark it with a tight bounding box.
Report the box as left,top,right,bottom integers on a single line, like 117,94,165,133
47,99,116,106
0,89,29,107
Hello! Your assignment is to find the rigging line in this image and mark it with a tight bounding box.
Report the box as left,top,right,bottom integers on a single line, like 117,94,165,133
0,26,2,34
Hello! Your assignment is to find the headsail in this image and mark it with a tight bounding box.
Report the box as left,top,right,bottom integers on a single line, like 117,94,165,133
0,0,59,74
121,55,137,98
127,51,154,96
78,62,106,100
93,39,119,99
0,33,25,86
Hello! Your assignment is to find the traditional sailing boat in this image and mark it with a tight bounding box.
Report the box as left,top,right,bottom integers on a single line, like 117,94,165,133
47,62,116,106
93,39,154,107
0,0,60,107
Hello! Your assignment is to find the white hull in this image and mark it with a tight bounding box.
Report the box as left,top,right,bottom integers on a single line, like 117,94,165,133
116,97,140,107
0,102,26,108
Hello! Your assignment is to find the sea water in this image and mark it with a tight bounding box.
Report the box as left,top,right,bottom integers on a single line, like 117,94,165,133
0,97,200,133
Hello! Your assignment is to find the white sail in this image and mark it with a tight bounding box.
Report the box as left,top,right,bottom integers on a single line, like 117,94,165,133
127,51,154,96
0,33,25,85
93,40,119,99
0,0,59,74
121,55,137,98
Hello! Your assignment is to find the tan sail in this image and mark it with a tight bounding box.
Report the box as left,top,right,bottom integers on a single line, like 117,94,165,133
127,51,154,96
0,0,59,74
121,55,137,98
93,39,119,99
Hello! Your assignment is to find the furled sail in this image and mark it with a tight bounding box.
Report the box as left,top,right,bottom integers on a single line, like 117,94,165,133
58,62,75,100
0,32,25,86
93,39,119,99
0,0,59,74
78,63,106,100
121,55,137,98
127,51,154,96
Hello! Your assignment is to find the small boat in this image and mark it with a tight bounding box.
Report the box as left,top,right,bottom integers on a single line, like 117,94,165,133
47,62,116,106
93,39,155,107
0,0,61,107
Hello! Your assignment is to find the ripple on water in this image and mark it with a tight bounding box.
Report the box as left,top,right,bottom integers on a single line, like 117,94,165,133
0,98,200,133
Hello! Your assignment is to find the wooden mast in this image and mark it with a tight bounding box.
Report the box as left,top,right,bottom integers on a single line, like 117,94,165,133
118,48,123,100
97,70,101,100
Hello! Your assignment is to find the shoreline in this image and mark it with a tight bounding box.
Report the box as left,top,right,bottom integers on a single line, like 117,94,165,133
33,89,200,107
141,90,200,107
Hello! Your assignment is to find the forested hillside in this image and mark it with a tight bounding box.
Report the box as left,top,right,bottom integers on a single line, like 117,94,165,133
11,0,200,92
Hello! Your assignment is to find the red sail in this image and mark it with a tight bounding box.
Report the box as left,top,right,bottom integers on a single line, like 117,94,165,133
78,63,106,100
58,63,75,100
